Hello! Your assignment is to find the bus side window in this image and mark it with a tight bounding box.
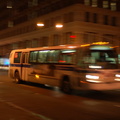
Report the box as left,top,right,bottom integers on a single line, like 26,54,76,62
38,50,49,63
14,52,21,63
77,49,92,66
29,51,38,63
47,50,60,63
59,49,76,64
59,53,75,64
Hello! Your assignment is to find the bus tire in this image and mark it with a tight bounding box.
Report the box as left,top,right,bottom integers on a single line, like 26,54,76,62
14,71,22,84
61,78,72,94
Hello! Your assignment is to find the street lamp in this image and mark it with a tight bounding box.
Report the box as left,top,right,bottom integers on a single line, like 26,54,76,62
37,23,44,27
55,24,63,28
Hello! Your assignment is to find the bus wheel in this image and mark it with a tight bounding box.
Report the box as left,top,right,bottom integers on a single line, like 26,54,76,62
14,72,22,84
61,79,72,94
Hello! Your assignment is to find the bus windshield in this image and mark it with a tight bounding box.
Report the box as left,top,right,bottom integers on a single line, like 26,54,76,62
78,49,118,69
90,50,118,69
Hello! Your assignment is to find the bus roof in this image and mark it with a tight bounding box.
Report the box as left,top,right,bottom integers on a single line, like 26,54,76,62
10,42,114,53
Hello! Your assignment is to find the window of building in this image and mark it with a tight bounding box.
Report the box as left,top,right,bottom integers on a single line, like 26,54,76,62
68,12,74,22
12,43,18,49
111,16,116,26
44,19,50,28
64,32,72,44
28,12,38,19
53,34,61,46
32,0,38,6
103,1,109,8
50,17,55,27
55,16,62,23
63,12,74,23
103,15,108,25
8,21,14,27
32,39,38,48
103,34,115,44
93,13,97,23
26,40,32,48
84,0,91,6
83,33,89,43
110,2,117,11
63,13,68,23
41,37,49,46
92,0,98,7
28,0,38,7
19,41,26,49
7,1,12,8
18,3,28,12
83,32,97,43
85,12,90,22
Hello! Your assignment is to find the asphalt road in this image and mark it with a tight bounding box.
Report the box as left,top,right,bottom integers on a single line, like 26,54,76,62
0,70,120,120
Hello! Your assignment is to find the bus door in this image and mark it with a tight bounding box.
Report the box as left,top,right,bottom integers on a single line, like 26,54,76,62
21,52,29,81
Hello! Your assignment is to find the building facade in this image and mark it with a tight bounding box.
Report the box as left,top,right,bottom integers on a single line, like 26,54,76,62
0,0,120,57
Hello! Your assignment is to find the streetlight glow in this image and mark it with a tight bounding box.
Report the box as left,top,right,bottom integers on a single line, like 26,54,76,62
37,23,44,27
55,24,63,28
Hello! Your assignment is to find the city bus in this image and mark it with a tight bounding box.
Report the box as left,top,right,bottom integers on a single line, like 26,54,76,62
8,42,120,93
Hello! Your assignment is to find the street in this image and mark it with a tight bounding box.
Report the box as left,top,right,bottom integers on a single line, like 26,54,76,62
0,70,120,120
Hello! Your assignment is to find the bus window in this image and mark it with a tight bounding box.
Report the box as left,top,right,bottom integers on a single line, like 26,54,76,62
47,50,60,63
29,51,38,63
118,54,120,64
14,52,21,63
90,50,118,69
38,50,49,63
59,49,76,64
77,48,96,68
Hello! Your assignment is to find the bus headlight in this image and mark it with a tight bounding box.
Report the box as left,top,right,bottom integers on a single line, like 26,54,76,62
86,75,101,83
115,79,120,81
115,74,120,77
86,75,99,79
115,74,120,81
86,80,102,83
89,65,102,69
